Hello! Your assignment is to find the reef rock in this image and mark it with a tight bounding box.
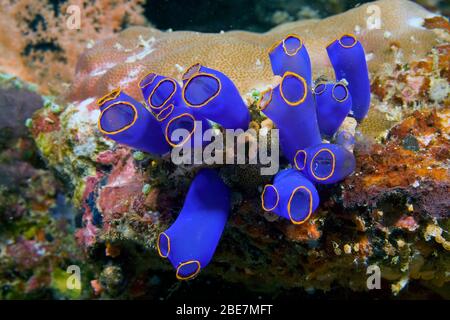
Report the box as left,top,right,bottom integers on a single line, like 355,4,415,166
28,0,450,298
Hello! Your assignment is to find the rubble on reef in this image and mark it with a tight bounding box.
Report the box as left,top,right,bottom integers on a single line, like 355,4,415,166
0,0,448,299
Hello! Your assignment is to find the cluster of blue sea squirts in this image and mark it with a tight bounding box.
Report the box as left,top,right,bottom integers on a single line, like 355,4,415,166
96,33,371,280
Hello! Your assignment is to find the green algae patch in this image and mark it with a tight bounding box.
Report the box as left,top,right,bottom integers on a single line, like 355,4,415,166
51,268,83,299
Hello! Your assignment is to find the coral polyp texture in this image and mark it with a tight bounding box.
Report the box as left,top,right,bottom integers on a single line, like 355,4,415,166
23,0,450,298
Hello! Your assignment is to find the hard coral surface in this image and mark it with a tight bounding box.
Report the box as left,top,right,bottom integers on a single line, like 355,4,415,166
27,0,450,298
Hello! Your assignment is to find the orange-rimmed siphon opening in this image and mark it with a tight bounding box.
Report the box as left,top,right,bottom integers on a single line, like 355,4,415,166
294,150,307,171
139,72,157,89
313,82,327,95
148,78,177,110
280,71,308,106
182,63,201,82
257,88,273,111
156,104,175,122
332,82,349,102
98,101,138,135
282,34,304,56
157,232,170,258
176,260,201,280
287,186,313,225
164,113,196,148
97,87,121,107
310,148,336,181
182,73,221,108
261,184,279,211
338,34,357,49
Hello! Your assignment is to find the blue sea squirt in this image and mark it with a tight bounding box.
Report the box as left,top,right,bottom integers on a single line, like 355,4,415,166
157,168,230,280
260,33,369,224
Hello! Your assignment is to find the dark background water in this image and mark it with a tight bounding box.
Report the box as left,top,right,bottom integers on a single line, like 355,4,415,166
144,0,448,32
145,0,367,32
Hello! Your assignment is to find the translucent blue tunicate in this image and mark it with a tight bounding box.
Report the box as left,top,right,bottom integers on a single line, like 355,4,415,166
97,89,171,155
259,72,322,163
181,64,250,130
326,34,370,121
157,168,230,280
314,81,352,137
294,143,356,184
